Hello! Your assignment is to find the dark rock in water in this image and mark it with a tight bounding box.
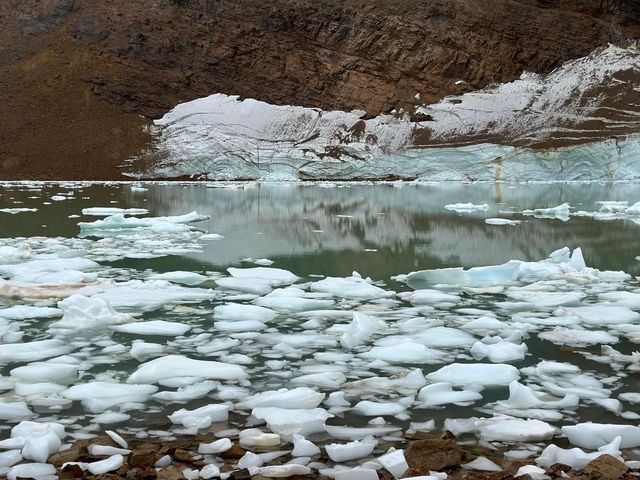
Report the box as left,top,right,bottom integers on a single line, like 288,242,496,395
156,466,185,480
228,468,252,480
128,445,159,468
405,432,463,473
218,444,248,460
582,454,629,480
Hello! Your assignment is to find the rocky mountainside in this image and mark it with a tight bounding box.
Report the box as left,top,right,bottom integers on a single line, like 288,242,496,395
1,0,639,179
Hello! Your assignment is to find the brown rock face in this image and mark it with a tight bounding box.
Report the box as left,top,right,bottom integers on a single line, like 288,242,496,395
405,435,463,473
1,0,639,179
582,454,629,479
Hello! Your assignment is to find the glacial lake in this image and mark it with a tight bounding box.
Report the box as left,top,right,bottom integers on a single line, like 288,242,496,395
1,181,640,455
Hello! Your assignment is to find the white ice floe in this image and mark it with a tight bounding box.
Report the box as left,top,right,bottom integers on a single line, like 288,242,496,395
325,437,377,462
81,207,148,216
252,407,333,436
127,355,247,383
426,363,519,387
536,436,623,470
62,382,158,412
340,312,386,348
485,218,520,226
150,271,210,285
214,303,278,322
169,404,229,430
462,456,502,472
522,203,571,221
417,382,482,407
112,320,191,336
562,423,640,449
377,449,408,478
239,428,281,447
444,203,489,213
292,434,321,457
311,275,394,300
51,294,130,331
238,387,325,410
11,421,65,463
198,437,233,454
476,416,555,442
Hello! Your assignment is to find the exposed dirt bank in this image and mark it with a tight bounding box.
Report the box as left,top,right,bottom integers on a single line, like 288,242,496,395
1,0,639,179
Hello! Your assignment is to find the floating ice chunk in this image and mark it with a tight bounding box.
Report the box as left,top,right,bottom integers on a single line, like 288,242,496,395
599,291,640,308
201,233,225,240
340,312,386,349
406,261,520,288
215,277,274,295
112,320,191,336
88,445,131,456
198,438,232,454
536,436,623,470
377,449,408,478
130,341,165,360
214,319,267,331
239,428,281,447
0,339,70,363
562,423,640,449
87,454,124,475
325,425,401,440
255,295,334,312
82,207,148,216
557,305,640,325
152,380,218,402
417,382,482,407
214,304,277,322
522,203,571,221
485,218,520,226
94,280,216,311
462,317,509,332
515,465,549,480
354,401,406,416
292,372,347,389
326,437,377,462
538,327,618,346
128,355,247,383
0,401,32,420
413,327,477,348
360,341,443,364
444,203,489,213
259,465,312,477
239,388,325,410
426,363,519,386
11,421,65,463
398,290,460,305
200,464,221,479
311,276,394,300
333,468,379,480
92,412,131,424
169,404,229,430
106,430,127,448
292,434,321,456
0,258,99,280
476,416,555,442
79,211,207,231
150,271,210,285
63,382,158,412
252,407,333,436
0,208,38,214
7,463,56,480
183,467,200,480
51,294,130,331
462,456,502,471
10,363,78,384
507,290,585,308
227,267,299,285
469,340,527,363
0,450,21,468
497,381,578,410
0,306,61,320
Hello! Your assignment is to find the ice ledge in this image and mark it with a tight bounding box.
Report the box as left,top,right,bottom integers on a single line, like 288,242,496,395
130,134,640,183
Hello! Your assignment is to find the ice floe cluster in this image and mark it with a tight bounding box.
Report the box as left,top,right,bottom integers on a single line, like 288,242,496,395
0,203,640,478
